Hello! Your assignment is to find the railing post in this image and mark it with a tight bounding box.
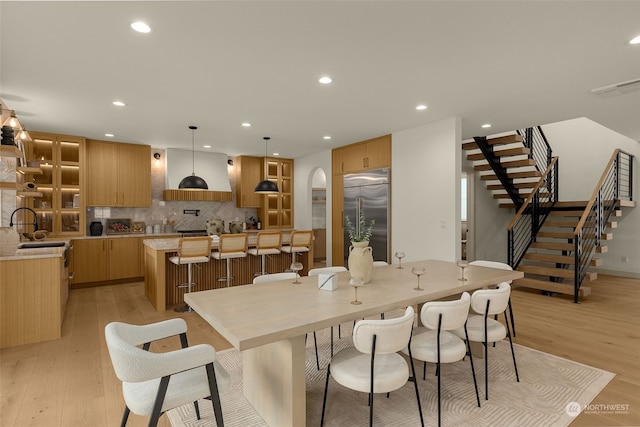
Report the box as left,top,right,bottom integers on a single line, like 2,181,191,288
507,229,514,267
574,232,580,304
531,193,539,239
615,153,620,201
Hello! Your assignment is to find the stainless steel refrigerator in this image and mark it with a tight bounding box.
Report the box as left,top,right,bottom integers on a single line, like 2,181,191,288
343,168,390,265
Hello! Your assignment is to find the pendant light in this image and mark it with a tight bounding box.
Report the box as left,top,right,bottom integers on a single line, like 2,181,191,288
178,125,208,190
255,136,279,193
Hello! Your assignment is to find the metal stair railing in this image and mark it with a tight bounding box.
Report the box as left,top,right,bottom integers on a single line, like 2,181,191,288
573,149,634,303
507,157,559,269
517,126,553,173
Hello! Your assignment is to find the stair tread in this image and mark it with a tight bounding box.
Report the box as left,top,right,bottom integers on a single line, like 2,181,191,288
473,159,537,171
487,182,538,190
481,170,541,180
513,277,591,297
518,264,598,281
462,134,524,150
467,147,531,161
523,253,603,266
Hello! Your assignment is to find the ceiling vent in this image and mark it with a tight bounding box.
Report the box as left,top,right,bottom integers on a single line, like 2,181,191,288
591,78,640,97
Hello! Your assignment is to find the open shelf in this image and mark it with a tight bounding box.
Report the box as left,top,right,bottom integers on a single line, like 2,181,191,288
17,166,43,175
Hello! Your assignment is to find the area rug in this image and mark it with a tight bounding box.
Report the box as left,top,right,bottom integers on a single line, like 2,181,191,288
168,319,614,427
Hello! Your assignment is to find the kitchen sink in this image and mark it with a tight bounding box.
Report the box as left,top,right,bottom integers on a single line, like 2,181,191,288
18,241,67,249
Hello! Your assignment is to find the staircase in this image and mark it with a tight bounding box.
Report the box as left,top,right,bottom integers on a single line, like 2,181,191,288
463,129,635,302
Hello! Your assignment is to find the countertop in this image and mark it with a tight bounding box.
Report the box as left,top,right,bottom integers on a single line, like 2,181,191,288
0,241,70,261
144,231,295,251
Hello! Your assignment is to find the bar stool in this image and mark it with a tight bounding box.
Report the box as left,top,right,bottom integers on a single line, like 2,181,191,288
212,233,248,287
281,230,313,271
169,237,211,312
247,231,282,277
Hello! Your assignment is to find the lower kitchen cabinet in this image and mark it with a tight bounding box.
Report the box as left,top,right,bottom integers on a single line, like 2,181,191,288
0,255,68,348
71,237,141,285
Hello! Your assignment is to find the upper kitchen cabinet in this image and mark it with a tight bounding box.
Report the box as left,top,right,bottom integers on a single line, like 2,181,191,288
258,157,293,229
25,132,85,237
332,134,391,175
235,155,263,208
86,140,151,207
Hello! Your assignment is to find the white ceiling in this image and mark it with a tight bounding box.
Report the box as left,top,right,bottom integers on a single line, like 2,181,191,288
1,1,639,159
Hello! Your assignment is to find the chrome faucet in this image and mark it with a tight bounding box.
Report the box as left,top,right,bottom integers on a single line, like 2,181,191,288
9,207,39,231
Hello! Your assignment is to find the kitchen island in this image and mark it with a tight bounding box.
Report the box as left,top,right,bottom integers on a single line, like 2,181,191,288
0,244,69,348
143,231,313,312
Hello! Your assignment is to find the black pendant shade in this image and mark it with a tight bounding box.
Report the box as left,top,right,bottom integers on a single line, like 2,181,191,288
179,125,208,190
179,174,208,190
255,136,279,193
254,179,279,193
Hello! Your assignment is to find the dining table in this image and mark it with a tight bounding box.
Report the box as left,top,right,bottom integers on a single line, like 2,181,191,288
184,259,524,427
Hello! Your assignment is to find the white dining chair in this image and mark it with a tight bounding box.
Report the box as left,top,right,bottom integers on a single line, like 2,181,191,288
401,292,480,427
105,318,228,427
320,306,424,427
452,282,519,400
469,260,517,336
252,272,298,284
308,266,348,365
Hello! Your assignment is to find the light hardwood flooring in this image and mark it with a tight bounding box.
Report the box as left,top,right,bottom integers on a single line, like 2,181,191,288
1,274,638,426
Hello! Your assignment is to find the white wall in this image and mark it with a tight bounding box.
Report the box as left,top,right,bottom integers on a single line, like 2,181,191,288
543,118,640,277
293,149,333,263
391,117,462,263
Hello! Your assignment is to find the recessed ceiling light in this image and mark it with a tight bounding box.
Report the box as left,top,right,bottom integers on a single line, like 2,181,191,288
241,122,252,127
131,21,151,33
203,145,211,148
319,76,332,84
272,152,280,156
112,101,126,107
323,136,332,140
481,123,492,128
630,35,640,45
105,133,114,137
416,104,427,110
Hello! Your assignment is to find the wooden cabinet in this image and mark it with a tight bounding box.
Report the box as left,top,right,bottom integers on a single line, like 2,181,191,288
258,157,294,229
0,256,67,348
85,140,151,207
71,237,141,285
235,155,263,207
25,132,85,237
332,134,391,175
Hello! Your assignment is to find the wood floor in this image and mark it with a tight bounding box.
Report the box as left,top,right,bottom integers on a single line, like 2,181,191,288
1,274,638,427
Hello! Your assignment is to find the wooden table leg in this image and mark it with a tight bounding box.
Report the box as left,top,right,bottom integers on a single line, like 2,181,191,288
242,335,306,427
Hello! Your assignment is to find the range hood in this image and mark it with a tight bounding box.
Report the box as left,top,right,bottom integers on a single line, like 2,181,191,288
164,149,232,201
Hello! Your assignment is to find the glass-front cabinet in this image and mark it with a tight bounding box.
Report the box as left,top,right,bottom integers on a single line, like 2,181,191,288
259,157,293,229
26,132,85,237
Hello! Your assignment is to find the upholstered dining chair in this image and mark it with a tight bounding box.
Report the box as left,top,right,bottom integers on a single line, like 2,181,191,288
169,237,211,312
247,231,282,276
452,282,519,400
320,306,424,427
105,318,228,427
401,292,480,427
469,260,517,336
308,266,349,365
212,233,248,287
252,271,298,284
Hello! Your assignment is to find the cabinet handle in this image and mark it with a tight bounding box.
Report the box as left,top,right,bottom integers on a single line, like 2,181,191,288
121,192,125,205
110,240,113,250
114,192,118,204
